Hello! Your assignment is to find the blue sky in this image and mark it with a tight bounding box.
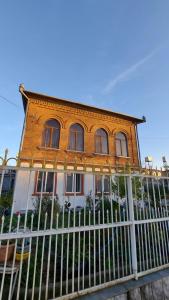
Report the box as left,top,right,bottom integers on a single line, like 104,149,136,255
0,0,169,168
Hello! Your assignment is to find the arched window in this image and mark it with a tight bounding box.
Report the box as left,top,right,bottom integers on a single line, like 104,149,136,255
68,123,84,151
95,128,108,154
115,132,128,157
42,119,60,148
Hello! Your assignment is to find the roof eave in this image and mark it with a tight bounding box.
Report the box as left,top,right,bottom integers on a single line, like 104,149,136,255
21,89,146,124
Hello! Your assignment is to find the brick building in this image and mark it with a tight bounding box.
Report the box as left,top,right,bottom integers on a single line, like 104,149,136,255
13,84,145,211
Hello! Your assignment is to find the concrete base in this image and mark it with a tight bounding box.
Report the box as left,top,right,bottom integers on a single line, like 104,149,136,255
77,268,169,300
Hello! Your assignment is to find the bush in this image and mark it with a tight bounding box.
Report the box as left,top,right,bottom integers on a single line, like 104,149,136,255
33,194,60,217
0,191,13,208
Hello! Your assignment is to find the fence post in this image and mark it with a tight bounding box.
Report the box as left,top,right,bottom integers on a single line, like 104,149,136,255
0,169,5,197
0,149,9,197
127,175,138,279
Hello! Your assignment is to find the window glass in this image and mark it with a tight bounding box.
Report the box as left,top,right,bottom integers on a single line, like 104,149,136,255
95,175,102,194
52,128,60,148
95,175,110,194
37,172,44,192
104,176,110,193
95,129,108,154
46,172,54,193
69,132,76,151
66,174,73,193
66,173,83,193
76,132,84,151
46,119,60,128
68,124,84,151
116,139,121,156
121,140,127,157
117,132,125,141
36,172,55,193
116,132,128,157
102,137,108,154
95,136,101,153
76,174,81,193
43,128,50,147
42,119,60,148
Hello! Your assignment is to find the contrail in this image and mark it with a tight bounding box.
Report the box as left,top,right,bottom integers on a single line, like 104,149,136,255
103,48,159,94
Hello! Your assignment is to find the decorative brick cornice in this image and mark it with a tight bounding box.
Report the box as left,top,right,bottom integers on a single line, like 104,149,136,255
30,99,132,126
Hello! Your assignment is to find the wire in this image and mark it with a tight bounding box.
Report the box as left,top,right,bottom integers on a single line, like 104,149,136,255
0,94,22,109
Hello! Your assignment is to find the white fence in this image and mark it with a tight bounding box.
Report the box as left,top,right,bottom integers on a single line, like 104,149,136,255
0,164,169,300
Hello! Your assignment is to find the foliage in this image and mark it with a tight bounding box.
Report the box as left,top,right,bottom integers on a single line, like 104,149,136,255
33,194,60,229
132,177,143,200
97,196,118,212
0,191,13,243
33,194,60,217
0,191,13,208
85,190,93,209
144,179,165,208
111,176,143,200
111,176,126,198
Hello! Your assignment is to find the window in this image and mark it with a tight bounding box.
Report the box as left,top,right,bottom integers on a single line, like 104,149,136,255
115,132,128,157
95,175,110,194
68,123,84,151
65,173,83,194
35,171,56,194
42,119,60,148
95,128,108,154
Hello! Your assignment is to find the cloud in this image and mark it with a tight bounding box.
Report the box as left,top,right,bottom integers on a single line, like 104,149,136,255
103,48,159,94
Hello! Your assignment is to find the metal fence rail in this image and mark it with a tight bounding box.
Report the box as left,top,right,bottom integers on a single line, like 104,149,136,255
0,164,169,299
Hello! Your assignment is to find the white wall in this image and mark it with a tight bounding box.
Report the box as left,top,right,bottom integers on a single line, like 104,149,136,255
13,171,96,212
13,170,36,212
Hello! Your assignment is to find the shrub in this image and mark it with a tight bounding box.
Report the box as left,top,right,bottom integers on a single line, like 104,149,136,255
0,191,13,208
33,194,60,217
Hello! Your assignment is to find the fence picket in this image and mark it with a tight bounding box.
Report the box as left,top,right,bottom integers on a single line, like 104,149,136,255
0,165,169,299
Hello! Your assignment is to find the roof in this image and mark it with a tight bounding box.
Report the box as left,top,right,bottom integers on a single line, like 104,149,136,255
20,86,145,124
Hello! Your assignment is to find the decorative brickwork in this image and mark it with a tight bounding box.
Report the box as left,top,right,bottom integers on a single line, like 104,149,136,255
19,91,143,168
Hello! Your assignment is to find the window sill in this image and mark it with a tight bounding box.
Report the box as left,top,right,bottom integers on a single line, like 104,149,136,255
32,193,57,196
37,146,60,151
65,193,84,196
66,149,84,154
93,153,110,156
95,192,110,196
116,156,130,159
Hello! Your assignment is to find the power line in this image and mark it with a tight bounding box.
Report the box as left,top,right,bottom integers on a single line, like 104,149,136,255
0,94,22,109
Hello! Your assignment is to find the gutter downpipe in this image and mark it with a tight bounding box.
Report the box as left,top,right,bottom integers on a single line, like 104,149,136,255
18,84,30,155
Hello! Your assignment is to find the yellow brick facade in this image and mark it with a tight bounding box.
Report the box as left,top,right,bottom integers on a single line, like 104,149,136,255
19,90,143,169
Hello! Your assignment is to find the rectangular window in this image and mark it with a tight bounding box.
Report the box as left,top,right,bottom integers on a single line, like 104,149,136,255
35,171,56,194
65,173,83,194
95,175,110,194
95,175,102,194
66,173,73,193
104,176,110,193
